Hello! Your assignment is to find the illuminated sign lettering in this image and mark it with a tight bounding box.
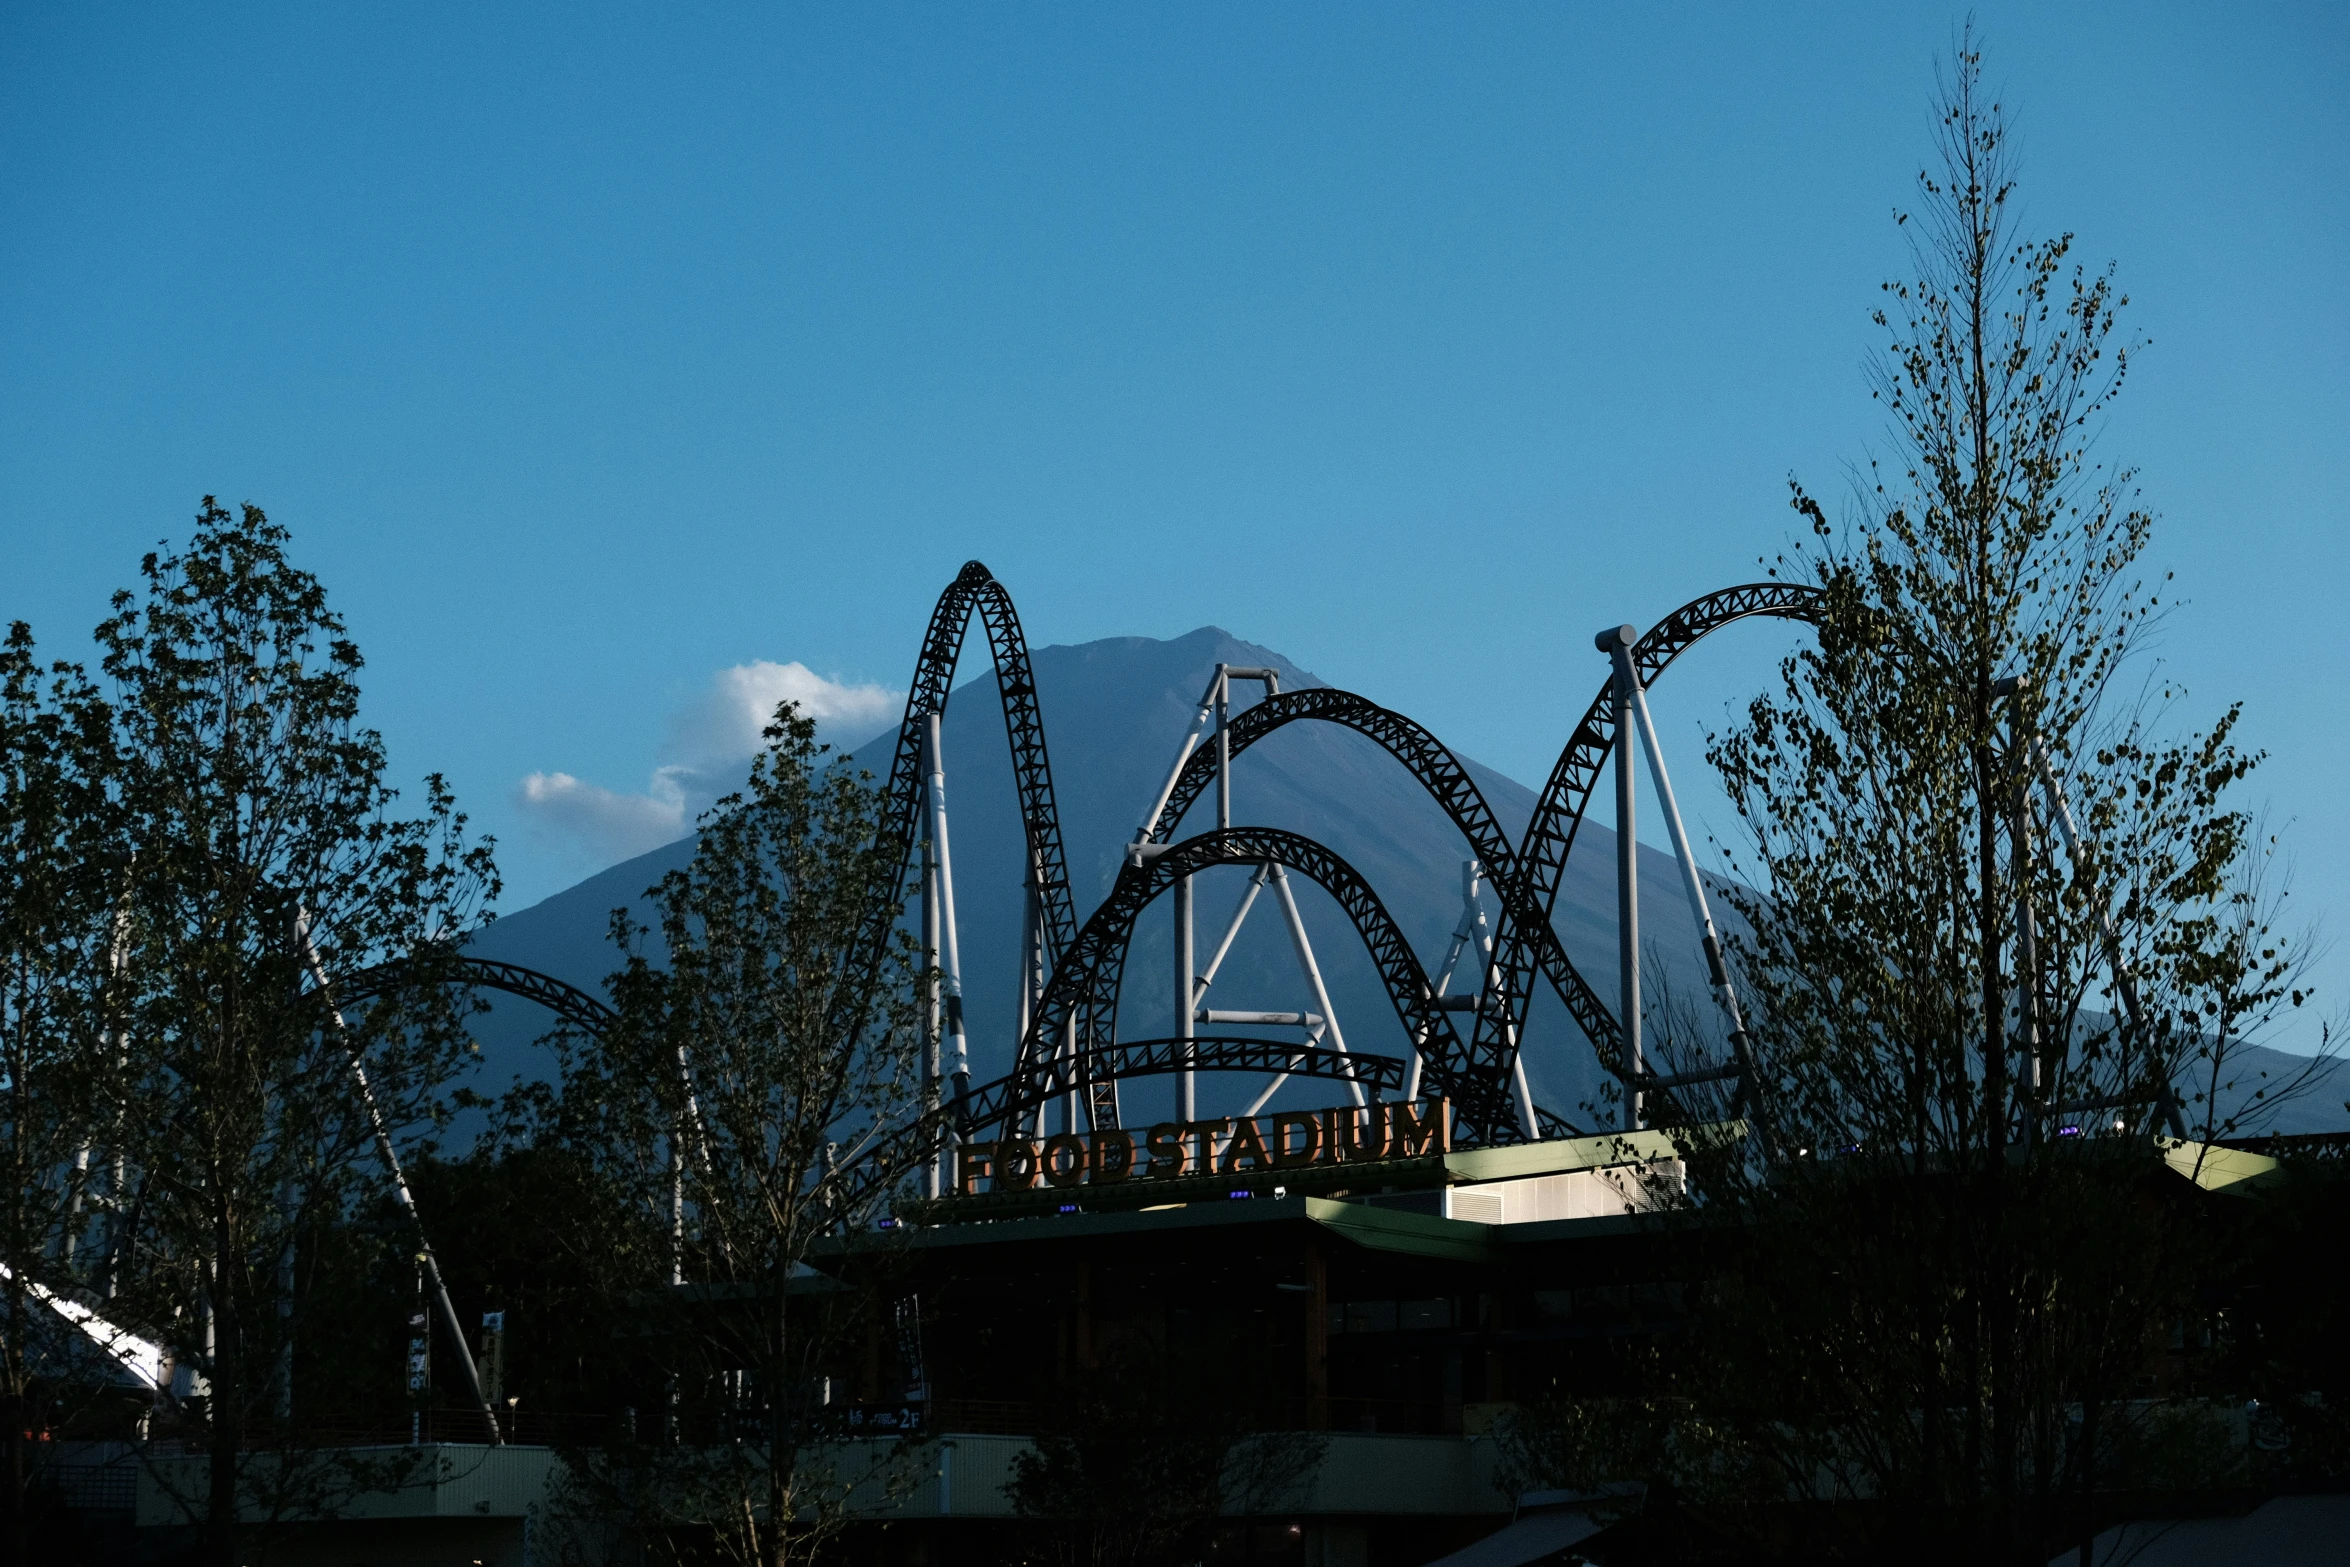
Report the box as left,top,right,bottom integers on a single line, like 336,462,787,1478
955,1098,1450,1196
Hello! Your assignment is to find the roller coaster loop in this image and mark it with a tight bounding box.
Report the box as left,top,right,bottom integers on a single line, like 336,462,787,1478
868,561,1077,976
1006,825,1502,1140
359,570,1829,1167
1468,583,1823,1127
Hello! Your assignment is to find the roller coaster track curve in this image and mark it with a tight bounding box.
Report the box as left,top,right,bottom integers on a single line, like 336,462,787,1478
1005,826,1503,1139
1143,685,1613,1140
1472,582,1825,1107
341,954,618,1037
866,560,1078,980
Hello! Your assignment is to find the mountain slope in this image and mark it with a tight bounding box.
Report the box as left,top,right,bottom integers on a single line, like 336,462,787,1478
458,627,2348,1141
461,627,1706,1132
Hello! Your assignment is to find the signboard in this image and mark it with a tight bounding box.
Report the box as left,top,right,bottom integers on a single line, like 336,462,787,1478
955,1097,1449,1197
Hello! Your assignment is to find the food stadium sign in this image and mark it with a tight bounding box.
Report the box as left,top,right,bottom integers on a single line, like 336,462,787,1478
955,1098,1450,1197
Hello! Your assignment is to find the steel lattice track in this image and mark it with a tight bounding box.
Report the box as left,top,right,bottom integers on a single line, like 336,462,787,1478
342,954,616,1037
1467,583,1824,1135
348,571,1825,1170
1143,686,1616,1141
1005,825,1507,1139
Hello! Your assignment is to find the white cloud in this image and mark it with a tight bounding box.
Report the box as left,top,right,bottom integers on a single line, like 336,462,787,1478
515,662,901,868
666,660,901,777
515,770,690,863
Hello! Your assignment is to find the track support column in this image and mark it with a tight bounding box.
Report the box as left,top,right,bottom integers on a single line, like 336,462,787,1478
1175,872,1196,1123
1600,625,1643,1130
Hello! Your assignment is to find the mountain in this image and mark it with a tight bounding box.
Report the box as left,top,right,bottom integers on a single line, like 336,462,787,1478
459,626,1711,1136
455,626,2350,1143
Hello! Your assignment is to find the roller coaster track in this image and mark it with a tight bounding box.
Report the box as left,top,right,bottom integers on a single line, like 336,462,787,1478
872,561,1077,972
1005,826,1503,1139
1471,583,1825,1126
342,953,617,1036
1141,686,1613,1140
966,1036,1403,1134
355,573,1827,1169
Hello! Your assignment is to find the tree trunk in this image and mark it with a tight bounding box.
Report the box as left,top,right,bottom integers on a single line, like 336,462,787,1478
206,1200,242,1567
767,1277,791,1567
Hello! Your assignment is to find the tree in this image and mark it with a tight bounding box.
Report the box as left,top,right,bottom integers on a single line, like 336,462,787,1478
96,499,497,1564
1516,35,2323,1564
542,706,926,1567
0,622,125,1561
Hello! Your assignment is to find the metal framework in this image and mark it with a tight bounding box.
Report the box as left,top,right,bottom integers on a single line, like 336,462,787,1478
1007,826,1488,1137
873,561,1077,970
1466,583,1825,1139
1140,685,1615,1139
356,574,1835,1172
345,559,2199,1225
342,954,617,1037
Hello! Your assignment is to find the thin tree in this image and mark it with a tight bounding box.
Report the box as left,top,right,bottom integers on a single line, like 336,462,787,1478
1691,33,2320,1561
1504,34,2323,1565
96,500,497,1565
546,706,926,1567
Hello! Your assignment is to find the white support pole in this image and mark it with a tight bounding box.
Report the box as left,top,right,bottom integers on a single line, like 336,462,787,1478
1600,627,1642,1130
1511,1048,1539,1142
295,911,501,1445
1625,676,1751,1040
923,715,972,1108
1413,860,1487,1103
1175,872,1196,1124
1027,847,1047,1025
1136,678,1222,845
1198,865,1269,997
1267,864,1365,1109
2028,739,2185,1138
1016,855,1037,1063
1215,668,1232,832
922,832,942,1200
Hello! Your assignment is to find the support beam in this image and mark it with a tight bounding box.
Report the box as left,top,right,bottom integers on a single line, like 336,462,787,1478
1175,872,1195,1124
922,833,941,1199
297,912,501,1446
1599,625,1642,1130
923,715,972,1111
2027,738,2186,1138
1216,668,1231,832
1267,862,1366,1109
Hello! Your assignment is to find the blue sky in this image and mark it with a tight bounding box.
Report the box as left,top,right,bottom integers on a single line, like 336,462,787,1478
4,5,2344,1049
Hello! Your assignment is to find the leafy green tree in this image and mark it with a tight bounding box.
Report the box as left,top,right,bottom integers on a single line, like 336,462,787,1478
541,706,926,1567
96,499,497,1565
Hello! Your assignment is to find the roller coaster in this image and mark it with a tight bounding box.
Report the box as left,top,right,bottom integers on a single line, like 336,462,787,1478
384,560,2195,1162
383,563,1827,1161
326,559,2193,1444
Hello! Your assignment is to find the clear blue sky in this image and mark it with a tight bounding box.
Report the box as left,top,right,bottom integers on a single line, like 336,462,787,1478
5,5,2344,1048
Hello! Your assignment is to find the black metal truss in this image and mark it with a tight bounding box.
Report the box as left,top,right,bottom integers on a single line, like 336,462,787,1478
1004,826,1510,1140
341,955,617,1037
1145,685,1615,1143
962,1035,1403,1134
867,560,1079,979
1473,583,1824,1106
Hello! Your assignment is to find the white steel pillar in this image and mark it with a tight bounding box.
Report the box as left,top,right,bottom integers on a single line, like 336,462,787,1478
1175,872,1196,1123
1599,625,1642,1130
